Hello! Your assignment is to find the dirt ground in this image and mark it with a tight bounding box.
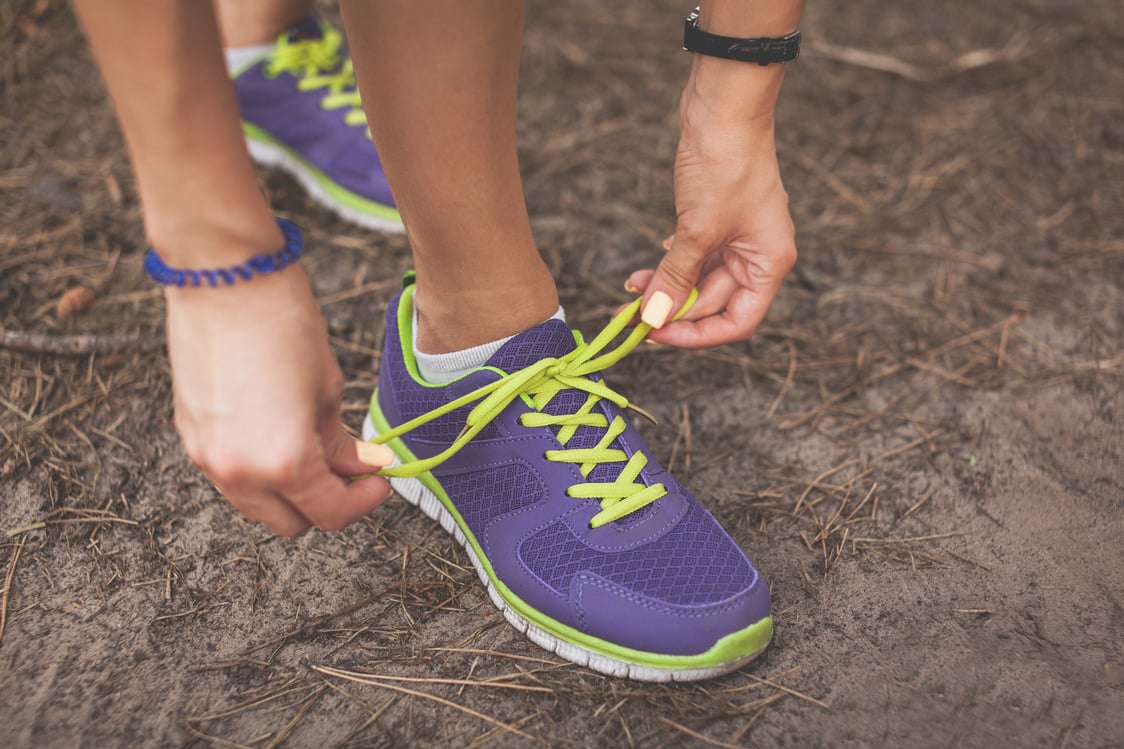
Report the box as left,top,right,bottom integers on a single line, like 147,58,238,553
1,0,1122,747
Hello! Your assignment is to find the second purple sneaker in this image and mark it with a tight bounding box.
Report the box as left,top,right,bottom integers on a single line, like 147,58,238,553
230,16,403,232
362,278,772,681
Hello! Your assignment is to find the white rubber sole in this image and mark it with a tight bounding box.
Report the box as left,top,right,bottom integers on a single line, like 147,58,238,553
245,135,405,234
362,415,766,682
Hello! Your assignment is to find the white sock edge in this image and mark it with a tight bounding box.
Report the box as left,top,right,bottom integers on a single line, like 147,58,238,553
412,302,566,385
224,43,276,76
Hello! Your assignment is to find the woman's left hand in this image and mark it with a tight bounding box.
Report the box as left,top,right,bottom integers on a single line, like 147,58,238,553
628,66,797,348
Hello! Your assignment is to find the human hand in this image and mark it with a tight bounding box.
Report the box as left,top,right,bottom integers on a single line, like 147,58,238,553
628,63,797,348
165,267,393,537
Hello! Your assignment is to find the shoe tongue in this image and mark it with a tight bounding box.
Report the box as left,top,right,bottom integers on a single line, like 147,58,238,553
485,319,576,374
285,16,325,42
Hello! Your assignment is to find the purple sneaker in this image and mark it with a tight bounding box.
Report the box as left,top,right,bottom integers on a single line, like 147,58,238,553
230,16,402,232
362,279,772,681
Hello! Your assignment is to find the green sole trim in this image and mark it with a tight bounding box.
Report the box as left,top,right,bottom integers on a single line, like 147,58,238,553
368,396,774,671
242,122,402,222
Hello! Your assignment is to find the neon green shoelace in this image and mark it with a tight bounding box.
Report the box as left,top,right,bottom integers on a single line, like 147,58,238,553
266,27,366,128
372,291,697,529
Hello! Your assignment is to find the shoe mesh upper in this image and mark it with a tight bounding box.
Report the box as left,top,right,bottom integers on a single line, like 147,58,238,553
486,319,575,372
519,503,754,606
385,311,502,443
440,463,546,536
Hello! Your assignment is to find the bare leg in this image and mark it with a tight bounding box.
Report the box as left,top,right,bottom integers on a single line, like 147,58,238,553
214,0,311,47
73,1,281,261
339,0,558,354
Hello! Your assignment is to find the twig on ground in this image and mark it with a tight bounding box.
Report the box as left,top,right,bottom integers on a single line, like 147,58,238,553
312,668,552,694
740,673,831,710
182,722,256,749
942,547,992,571
423,646,564,667
730,694,786,743
719,666,802,694
0,536,27,646
853,532,964,544
312,665,536,741
316,278,399,306
805,30,1030,82
188,678,316,722
765,339,798,419
231,588,390,659
656,716,746,749
263,686,326,749
793,457,862,516
0,327,163,356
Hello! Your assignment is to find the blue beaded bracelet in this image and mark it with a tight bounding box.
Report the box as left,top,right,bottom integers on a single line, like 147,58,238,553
143,218,303,288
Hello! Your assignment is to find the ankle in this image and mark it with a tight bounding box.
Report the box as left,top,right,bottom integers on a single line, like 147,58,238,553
216,1,311,47
414,284,560,354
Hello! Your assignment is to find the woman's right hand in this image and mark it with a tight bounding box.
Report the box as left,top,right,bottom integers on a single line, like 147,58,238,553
164,266,393,537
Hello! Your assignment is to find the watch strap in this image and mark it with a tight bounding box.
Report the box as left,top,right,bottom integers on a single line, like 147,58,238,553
683,7,801,66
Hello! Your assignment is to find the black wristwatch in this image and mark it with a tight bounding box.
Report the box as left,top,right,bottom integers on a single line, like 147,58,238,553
683,6,801,66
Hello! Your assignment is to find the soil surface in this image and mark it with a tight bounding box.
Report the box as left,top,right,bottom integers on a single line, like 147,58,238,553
1,1,1122,747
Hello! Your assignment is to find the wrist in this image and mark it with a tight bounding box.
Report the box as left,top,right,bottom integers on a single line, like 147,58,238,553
145,209,284,268
163,259,313,315
681,0,803,124
694,1,802,40
146,216,301,292
682,57,784,128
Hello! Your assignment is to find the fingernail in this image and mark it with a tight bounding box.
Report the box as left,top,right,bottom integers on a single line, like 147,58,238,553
624,281,641,294
662,237,673,251
641,291,673,329
357,441,395,467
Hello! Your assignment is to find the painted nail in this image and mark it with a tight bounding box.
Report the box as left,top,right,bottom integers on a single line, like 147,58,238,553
641,291,673,329
357,441,395,467
624,281,641,294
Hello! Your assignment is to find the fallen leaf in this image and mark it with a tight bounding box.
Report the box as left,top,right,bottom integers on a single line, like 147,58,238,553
56,287,96,319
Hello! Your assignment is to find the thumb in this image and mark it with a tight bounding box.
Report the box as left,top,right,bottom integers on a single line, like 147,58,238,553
322,420,397,477
641,231,708,329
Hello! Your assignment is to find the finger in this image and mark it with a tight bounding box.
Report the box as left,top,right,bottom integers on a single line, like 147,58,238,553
217,483,312,538
321,419,396,477
678,268,739,322
640,231,710,329
282,459,392,532
627,252,727,314
646,286,774,349
625,269,655,295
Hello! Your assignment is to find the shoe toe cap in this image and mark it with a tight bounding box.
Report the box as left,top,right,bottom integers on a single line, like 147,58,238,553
571,566,771,657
